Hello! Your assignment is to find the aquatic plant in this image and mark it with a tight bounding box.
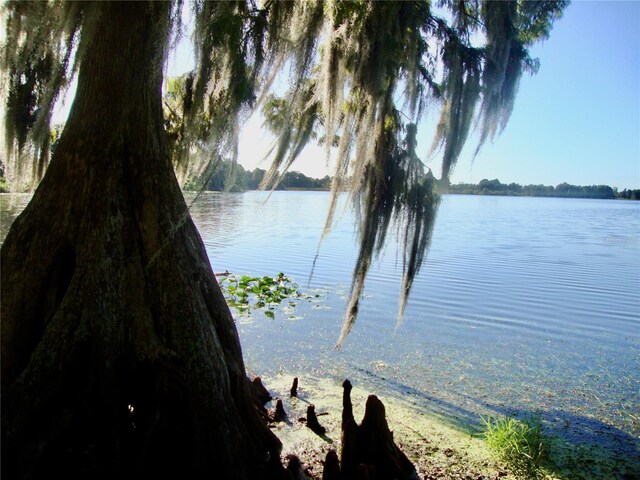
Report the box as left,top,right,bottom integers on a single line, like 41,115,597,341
218,272,319,319
482,414,546,479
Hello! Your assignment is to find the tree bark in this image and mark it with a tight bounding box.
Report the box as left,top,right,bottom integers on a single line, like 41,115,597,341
1,3,285,479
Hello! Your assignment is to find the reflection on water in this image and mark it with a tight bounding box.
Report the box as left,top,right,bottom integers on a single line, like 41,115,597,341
3,191,639,464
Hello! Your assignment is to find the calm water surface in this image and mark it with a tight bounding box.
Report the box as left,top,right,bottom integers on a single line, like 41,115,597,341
2,191,639,462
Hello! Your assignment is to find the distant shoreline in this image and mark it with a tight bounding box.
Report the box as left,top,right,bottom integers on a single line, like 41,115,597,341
4,169,638,200
3,187,638,201
442,191,640,200
446,179,639,200
185,187,640,200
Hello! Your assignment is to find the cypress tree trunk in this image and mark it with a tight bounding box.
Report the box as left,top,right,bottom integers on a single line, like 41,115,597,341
1,3,285,478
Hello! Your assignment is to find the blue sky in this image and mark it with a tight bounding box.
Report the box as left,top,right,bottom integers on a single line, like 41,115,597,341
445,0,640,190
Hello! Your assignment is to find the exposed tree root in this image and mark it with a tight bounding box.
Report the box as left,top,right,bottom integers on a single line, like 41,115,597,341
286,455,309,480
273,399,288,422
339,380,419,479
321,450,340,480
307,405,327,436
263,376,419,479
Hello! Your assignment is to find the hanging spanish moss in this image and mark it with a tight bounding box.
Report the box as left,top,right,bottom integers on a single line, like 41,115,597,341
258,0,450,347
2,0,568,344
253,0,567,346
2,0,82,189
429,35,482,186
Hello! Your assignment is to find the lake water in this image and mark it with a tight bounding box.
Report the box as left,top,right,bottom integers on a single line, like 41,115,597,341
2,191,639,465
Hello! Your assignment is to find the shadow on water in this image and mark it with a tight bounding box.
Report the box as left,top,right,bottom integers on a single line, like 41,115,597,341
353,366,640,480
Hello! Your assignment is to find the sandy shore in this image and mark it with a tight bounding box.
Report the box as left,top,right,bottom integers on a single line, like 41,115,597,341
254,374,639,480
258,374,515,479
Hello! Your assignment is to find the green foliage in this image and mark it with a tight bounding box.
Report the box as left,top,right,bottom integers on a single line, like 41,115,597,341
617,188,640,200
259,84,321,190
516,1,569,45
277,171,331,190
182,163,329,192
218,272,319,319
163,73,221,183
483,414,547,479
183,158,247,192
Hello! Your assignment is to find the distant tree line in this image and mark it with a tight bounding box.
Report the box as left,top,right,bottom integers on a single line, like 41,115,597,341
4,155,637,201
448,178,639,200
184,168,639,199
617,188,640,200
183,159,331,192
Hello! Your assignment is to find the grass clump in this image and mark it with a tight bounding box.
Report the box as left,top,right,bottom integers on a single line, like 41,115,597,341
482,413,547,479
